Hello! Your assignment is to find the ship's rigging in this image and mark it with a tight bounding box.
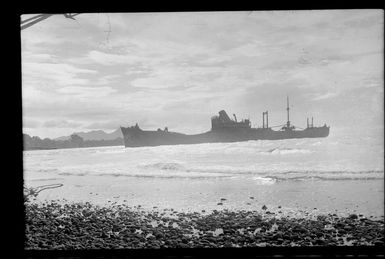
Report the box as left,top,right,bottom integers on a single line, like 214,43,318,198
260,96,313,131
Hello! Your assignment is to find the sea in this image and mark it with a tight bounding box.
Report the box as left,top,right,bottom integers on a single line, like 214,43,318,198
24,127,384,219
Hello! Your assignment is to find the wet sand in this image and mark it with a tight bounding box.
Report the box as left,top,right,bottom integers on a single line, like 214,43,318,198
29,175,384,219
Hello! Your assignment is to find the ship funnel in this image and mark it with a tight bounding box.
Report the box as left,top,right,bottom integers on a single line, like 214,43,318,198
262,112,265,128
286,96,290,128
262,112,264,128
262,111,269,128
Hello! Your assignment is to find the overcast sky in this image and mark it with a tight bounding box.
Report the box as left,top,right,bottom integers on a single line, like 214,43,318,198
21,10,383,139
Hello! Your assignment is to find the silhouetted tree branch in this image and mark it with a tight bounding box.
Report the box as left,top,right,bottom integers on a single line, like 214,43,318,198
21,13,81,30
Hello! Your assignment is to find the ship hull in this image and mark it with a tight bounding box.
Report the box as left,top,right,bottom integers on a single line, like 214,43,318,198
121,126,330,147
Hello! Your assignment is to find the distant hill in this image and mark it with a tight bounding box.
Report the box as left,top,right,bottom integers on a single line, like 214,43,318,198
24,131,124,151
54,135,71,141
54,128,123,141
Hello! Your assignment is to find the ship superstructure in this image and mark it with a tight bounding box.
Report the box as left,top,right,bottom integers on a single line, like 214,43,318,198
121,97,329,147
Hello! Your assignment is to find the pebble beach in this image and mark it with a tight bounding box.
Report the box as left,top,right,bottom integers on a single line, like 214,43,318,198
25,200,384,249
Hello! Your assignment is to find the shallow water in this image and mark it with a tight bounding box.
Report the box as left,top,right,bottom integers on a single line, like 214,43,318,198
24,128,384,218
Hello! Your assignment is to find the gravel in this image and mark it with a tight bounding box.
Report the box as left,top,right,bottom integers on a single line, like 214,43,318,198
25,201,384,249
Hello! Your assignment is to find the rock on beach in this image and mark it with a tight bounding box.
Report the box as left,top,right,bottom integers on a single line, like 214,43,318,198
24,201,385,249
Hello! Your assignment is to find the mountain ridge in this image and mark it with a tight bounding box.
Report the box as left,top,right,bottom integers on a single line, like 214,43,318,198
54,128,123,141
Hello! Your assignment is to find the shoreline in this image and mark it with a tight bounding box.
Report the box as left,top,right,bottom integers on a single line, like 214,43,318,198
25,176,385,220
25,200,384,249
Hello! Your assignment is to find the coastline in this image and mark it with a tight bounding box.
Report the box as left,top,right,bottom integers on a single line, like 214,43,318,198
25,175,385,220
25,200,384,249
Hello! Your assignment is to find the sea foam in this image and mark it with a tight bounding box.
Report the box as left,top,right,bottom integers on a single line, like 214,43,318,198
24,136,384,181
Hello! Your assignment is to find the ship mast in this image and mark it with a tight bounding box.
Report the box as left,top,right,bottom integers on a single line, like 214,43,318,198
286,95,290,128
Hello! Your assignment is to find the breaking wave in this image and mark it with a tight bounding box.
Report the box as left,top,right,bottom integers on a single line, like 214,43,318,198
37,168,59,173
138,161,381,175
267,170,384,181
260,148,312,155
24,138,384,182
140,162,185,171
30,177,64,182
82,161,384,181
46,164,384,181
134,141,316,156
